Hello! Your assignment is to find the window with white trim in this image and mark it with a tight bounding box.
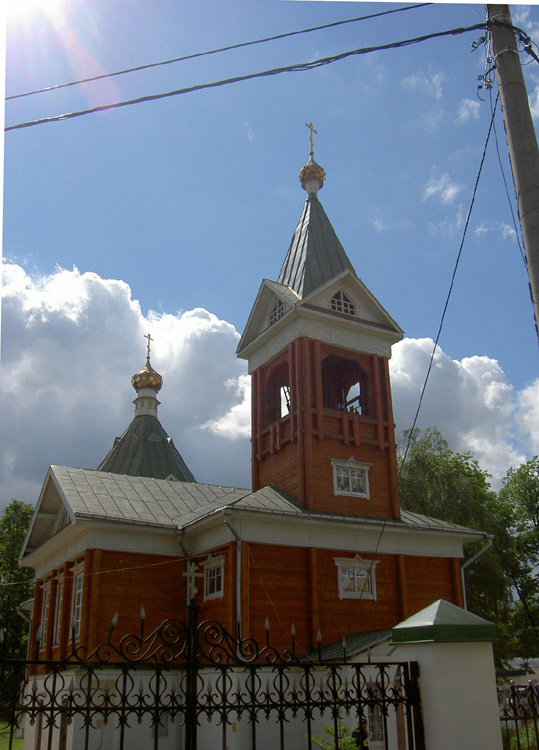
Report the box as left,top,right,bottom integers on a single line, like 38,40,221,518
269,299,284,326
330,290,355,316
71,568,84,640
331,458,371,498
53,580,64,645
334,555,379,600
202,555,225,601
40,585,51,648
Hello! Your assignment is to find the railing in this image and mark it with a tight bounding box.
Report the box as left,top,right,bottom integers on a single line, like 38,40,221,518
499,681,539,750
1,605,425,750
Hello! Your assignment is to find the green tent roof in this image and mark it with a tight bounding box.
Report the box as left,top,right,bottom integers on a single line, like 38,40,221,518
278,194,356,298
392,599,497,644
97,414,195,482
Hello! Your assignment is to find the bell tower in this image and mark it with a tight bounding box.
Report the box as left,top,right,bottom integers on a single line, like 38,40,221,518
237,137,403,519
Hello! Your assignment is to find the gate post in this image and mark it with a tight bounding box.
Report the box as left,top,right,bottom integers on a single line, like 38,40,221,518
185,602,199,750
392,599,501,750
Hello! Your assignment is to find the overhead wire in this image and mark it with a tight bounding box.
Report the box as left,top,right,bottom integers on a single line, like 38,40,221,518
342,94,500,639
6,20,531,132
6,3,432,101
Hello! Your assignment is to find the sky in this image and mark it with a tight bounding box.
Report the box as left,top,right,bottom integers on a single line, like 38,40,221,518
2,0,539,510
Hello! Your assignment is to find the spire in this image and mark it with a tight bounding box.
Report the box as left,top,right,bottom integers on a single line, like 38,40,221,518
278,127,355,299
97,336,196,482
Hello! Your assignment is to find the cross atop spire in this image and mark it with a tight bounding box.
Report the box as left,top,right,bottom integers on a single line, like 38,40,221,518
305,121,317,158
144,332,153,363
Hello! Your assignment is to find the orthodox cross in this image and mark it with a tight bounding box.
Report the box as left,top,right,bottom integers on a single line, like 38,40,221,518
305,122,317,157
183,561,204,603
144,332,153,361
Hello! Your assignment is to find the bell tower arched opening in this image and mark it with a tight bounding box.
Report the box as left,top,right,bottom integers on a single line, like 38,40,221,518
321,355,370,416
265,360,291,426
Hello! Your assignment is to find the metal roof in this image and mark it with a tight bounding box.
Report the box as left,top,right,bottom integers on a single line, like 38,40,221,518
97,414,196,482
46,467,484,538
305,630,393,662
278,194,356,298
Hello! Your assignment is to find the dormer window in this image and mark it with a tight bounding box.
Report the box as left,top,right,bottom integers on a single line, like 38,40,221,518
331,291,355,316
269,299,284,326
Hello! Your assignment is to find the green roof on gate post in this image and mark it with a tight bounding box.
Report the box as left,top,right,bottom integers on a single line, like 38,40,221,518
392,599,497,644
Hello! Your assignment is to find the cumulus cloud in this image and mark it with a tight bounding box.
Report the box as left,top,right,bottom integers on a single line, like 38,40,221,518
0,262,535,508
401,71,444,99
528,81,539,122
0,262,251,508
390,338,526,486
457,99,480,124
474,220,517,241
422,173,463,205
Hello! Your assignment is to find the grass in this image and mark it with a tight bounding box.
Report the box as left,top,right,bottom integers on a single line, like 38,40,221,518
0,722,23,750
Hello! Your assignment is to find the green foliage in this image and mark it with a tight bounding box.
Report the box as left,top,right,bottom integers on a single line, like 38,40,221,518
499,459,539,659
397,428,516,664
0,500,35,659
502,723,539,750
311,720,359,750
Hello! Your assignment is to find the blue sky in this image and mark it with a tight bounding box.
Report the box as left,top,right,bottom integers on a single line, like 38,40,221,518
2,1,539,508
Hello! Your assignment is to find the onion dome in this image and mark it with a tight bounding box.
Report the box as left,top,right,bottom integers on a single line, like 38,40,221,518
131,357,163,393
299,154,326,194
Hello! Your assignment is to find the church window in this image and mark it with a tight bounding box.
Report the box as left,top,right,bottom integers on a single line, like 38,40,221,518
265,361,291,425
331,458,371,498
71,569,84,640
321,355,369,415
331,290,355,316
53,580,64,645
369,703,385,746
40,586,51,648
269,299,284,326
334,555,379,600
202,555,225,601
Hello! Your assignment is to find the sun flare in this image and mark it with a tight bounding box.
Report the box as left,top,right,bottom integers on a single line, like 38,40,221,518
7,0,66,21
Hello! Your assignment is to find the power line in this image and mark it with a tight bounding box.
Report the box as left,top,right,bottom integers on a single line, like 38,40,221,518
6,3,432,102
5,21,499,132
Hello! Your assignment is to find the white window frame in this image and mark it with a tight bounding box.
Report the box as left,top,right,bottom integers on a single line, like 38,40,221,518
331,458,371,498
40,584,51,649
201,555,225,602
71,564,85,641
269,299,285,326
334,555,379,600
330,290,356,316
53,579,64,645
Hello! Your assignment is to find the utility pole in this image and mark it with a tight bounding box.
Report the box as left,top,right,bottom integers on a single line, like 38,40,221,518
487,4,539,343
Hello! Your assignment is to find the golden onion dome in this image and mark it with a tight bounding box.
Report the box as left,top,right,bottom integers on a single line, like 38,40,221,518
131,358,163,393
299,155,326,193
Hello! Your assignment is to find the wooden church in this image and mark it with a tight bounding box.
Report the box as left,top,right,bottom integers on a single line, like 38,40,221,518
20,145,484,662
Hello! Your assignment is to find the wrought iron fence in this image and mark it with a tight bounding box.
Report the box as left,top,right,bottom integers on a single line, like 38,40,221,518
0,605,425,750
499,681,539,750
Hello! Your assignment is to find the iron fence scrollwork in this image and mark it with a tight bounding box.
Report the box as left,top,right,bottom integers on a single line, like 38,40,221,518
0,603,425,750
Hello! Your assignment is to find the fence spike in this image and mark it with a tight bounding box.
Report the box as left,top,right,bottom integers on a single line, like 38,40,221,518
140,605,146,620
264,617,270,631
0,627,4,644
291,623,296,636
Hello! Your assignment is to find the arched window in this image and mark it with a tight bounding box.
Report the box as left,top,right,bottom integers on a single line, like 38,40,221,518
321,355,370,415
265,361,291,425
269,299,284,326
330,290,355,316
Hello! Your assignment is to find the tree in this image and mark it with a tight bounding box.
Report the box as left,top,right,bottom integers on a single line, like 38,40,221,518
398,428,516,664
0,499,35,659
498,458,539,659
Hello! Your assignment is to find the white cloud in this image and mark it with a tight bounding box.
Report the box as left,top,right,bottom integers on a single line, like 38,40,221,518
474,220,517,241
390,338,526,486
243,121,255,143
457,99,480,124
402,71,444,99
516,379,539,455
1,263,535,509
528,81,539,122
422,173,463,205
373,218,384,232
0,262,250,507
427,206,464,236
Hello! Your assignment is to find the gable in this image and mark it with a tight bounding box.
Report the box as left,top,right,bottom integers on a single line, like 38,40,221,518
20,470,73,560
237,279,300,357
